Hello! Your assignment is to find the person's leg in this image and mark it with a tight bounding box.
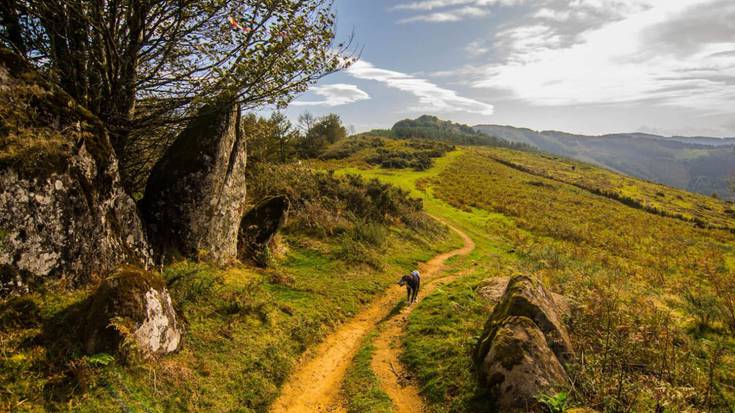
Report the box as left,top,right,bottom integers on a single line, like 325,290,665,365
415,278,420,303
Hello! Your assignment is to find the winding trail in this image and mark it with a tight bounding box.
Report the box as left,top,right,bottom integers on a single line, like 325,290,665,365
269,219,474,413
370,221,474,413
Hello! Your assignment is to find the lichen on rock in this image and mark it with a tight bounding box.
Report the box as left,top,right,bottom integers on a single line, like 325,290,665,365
83,266,181,357
0,48,151,295
141,100,247,266
481,316,569,411
474,274,574,411
476,275,573,365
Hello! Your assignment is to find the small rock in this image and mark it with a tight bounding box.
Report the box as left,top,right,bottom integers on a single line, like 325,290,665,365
238,195,289,267
83,267,181,357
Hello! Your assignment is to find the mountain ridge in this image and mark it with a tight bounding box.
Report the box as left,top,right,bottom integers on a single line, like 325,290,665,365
473,123,735,198
478,124,735,145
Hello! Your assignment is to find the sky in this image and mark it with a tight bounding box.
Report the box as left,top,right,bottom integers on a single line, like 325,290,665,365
281,0,735,137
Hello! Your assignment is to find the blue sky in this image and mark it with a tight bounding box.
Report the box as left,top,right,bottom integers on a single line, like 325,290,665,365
282,0,735,137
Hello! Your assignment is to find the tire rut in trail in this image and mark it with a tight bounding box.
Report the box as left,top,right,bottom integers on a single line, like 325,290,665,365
268,219,475,413
370,221,475,413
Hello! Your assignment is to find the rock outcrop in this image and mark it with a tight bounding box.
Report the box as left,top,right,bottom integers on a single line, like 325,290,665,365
0,48,150,295
238,195,289,267
474,275,573,411
83,266,181,357
140,101,247,265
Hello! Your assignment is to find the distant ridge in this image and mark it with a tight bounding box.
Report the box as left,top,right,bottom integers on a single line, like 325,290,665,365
473,124,735,198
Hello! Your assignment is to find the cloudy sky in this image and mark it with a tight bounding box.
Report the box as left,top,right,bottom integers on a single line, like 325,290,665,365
284,0,735,137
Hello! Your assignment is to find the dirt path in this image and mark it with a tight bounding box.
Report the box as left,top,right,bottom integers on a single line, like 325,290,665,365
269,220,474,413
370,221,475,413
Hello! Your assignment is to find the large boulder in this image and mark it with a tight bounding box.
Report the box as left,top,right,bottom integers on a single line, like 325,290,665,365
474,275,573,411
480,316,570,411
0,48,150,295
140,101,247,265
237,195,289,267
476,275,573,364
83,266,181,357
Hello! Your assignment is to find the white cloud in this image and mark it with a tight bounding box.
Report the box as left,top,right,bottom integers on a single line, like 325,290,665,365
533,8,571,21
398,6,489,23
391,0,521,23
473,0,735,111
393,0,521,11
347,60,495,115
292,84,370,107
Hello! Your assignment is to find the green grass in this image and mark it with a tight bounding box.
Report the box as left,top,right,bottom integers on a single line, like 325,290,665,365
341,331,393,413
0,205,461,412
329,149,529,413
328,144,735,412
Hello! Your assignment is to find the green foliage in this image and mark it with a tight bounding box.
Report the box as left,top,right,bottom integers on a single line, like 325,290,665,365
84,353,115,367
536,391,569,413
341,332,393,413
244,112,299,165
298,113,349,157
248,163,441,237
392,115,533,150
319,134,453,171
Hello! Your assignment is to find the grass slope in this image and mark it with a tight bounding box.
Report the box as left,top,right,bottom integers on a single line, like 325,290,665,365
0,167,461,412
326,144,735,412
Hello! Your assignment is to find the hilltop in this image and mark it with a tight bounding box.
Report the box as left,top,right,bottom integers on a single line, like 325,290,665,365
474,124,735,198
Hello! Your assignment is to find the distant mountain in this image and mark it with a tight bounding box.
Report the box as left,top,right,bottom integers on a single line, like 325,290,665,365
474,124,735,198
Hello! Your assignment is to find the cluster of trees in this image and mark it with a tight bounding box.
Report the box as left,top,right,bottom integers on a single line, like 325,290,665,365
245,111,348,165
0,0,355,192
392,115,534,150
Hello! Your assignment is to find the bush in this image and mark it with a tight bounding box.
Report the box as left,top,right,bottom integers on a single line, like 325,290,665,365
247,163,438,237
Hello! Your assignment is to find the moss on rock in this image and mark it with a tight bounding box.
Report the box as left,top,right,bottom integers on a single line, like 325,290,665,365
0,47,113,181
474,275,574,411
83,266,181,358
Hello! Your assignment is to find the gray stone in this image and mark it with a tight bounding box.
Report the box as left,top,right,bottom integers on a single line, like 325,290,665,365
0,49,151,295
238,195,289,267
479,316,569,412
474,275,574,411
83,267,181,357
476,275,573,364
141,101,247,265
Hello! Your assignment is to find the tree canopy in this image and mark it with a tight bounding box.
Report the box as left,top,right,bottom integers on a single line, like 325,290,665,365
1,0,355,190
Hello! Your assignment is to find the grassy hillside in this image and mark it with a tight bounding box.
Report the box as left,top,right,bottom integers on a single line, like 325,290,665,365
474,124,735,199
0,165,460,412
324,143,735,412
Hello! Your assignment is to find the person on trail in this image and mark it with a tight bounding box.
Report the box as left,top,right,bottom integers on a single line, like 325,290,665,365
398,270,421,305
